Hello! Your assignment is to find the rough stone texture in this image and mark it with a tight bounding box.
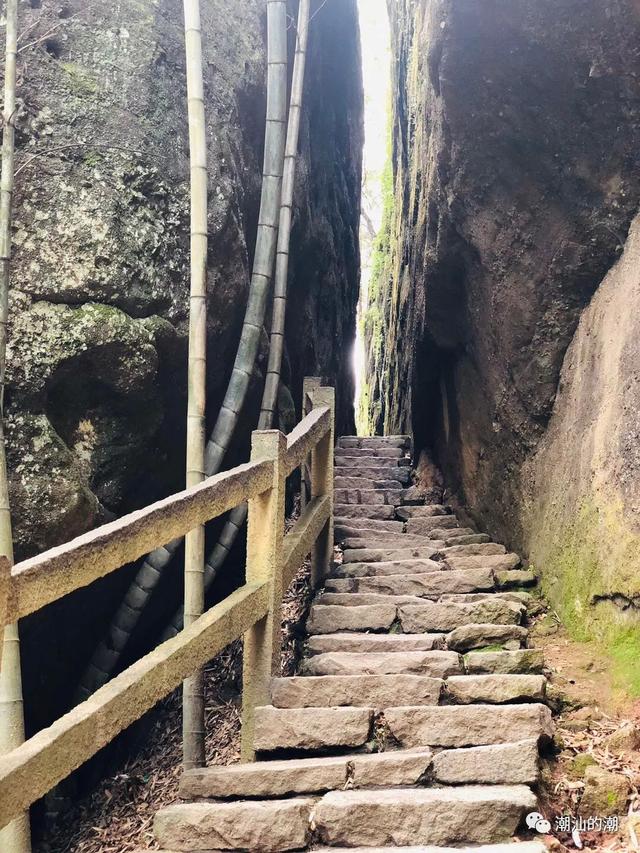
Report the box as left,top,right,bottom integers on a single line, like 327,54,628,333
446,624,528,652
305,632,445,656
384,704,553,748
443,554,520,573
306,604,397,634
578,765,630,817
299,651,461,678
442,543,506,557
253,706,373,752
496,570,537,588
524,213,640,646
366,0,640,567
153,798,314,851
400,599,523,633
334,489,402,506
335,518,405,534
343,535,442,549
334,504,397,520
314,846,547,853
326,568,495,597
13,0,363,731
407,516,459,535
313,786,537,848
316,592,425,608
271,674,442,707
444,674,546,704
432,740,540,785
396,505,449,520
464,649,545,675
332,558,445,577
444,534,490,547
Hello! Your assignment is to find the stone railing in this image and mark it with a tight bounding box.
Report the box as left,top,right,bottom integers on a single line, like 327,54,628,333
0,378,335,829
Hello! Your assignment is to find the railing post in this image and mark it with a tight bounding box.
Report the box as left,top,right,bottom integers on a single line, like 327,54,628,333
309,386,335,588
301,376,322,509
241,429,286,761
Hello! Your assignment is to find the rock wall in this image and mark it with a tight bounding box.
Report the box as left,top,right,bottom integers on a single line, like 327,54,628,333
366,0,640,655
8,0,361,730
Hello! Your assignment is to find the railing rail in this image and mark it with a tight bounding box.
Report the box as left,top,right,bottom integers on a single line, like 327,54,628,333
0,378,335,830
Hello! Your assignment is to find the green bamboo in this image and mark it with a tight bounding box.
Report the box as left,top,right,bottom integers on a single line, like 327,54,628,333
162,0,312,642
0,0,32,849
76,0,289,700
182,0,207,770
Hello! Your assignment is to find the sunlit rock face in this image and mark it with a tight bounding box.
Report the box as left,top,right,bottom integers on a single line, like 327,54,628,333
9,0,362,560
367,0,640,552
9,0,362,731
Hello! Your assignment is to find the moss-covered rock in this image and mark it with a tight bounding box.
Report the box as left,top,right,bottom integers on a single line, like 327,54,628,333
579,766,628,817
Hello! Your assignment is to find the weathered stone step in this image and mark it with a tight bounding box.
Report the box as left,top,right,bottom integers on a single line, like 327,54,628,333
336,456,411,469
432,739,540,785
445,623,528,652
306,632,445,656
335,477,404,490
443,674,546,704
497,569,537,587
272,673,443,706
335,518,405,533
154,798,314,851
342,546,441,563
180,749,432,800
254,706,373,752
338,435,411,449
407,516,460,534
441,542,506,557
336,467,411,483
383,703,553,748
332,559,444,577
464,648,544,674
298,651,462,678
315,592,426,608
307,603,396,633
313,786,538,849
335,446,406,459
326,568,495,597
334,489,403,506
334,503,397,520
342,535,445,549
444,553,521,572
444,532,491,546
399,599,524,633
396,505,451,520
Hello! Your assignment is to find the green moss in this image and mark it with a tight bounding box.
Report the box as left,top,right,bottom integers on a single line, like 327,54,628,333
568,753,597,779
61,62,99,96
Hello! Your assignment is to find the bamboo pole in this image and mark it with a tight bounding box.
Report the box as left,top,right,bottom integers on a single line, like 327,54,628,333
75,0,288,703
161,0,311,641
182,0,208,770
0,0,32,849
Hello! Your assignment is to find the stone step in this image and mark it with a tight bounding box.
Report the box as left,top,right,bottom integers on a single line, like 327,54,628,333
307,603,396,633
399,599,524,633
441,542,506,557
326,568,495,597
334,489,403,506
497,569,537,587
315,592,426,608
342,546,441,563
335,518,405,533
432,739,540,785
154,798,315,851
335,477,404,490
338,435,411,449
298,650,462,678
396,505,451,520
305,632,445,656
335,456,411,469
272,674,443,707
332,559,445,577
335,446,406,458
383,703,553,748
444,553,521,572
443,674,546,704
180,749,432,800
315,844,547,853
254,706,373,752
444,532,491,546
334,504,397,520
312,786,538,849
445,623,529,652
464,648,545,674
342,535,445,549
335,467,412,483
407,516,460,535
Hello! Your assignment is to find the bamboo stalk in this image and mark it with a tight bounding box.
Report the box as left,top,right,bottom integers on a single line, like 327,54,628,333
75,0,289,706
162,0,312,640
0,0,32,848
182,0,208,770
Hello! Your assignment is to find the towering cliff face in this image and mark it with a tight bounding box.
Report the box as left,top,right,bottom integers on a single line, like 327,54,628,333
9,0,362,559
366,0,640,653
8,0,361,730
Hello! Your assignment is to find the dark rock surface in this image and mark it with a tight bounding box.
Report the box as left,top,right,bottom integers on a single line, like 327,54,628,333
367,0,640,554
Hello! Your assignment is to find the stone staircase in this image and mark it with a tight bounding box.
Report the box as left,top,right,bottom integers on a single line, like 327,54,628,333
152,435,552,852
